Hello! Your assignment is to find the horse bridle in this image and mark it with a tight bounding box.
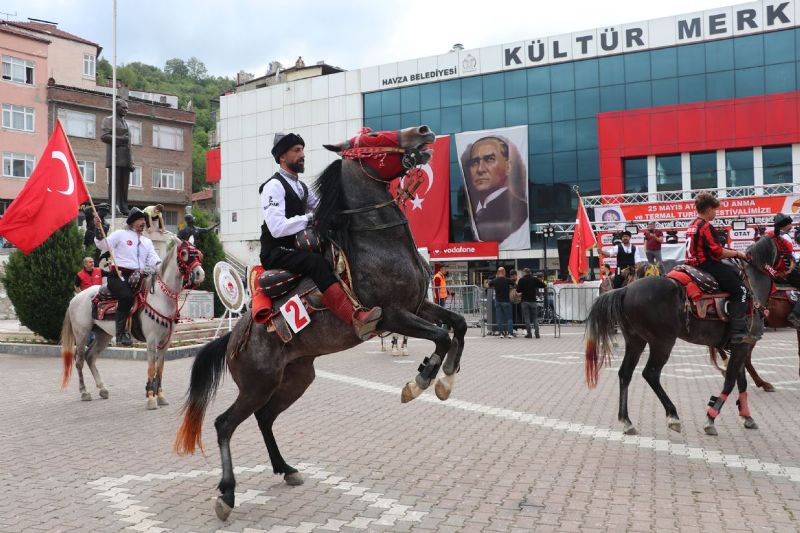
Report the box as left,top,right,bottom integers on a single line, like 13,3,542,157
176,241,204,288
338,131,428,232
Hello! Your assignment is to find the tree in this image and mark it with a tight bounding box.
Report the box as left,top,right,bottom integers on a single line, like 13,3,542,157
192,142,207,193
164,58,189,78
2,223,84,342
186,57,208,82
186,208,226,316
96,58,113,85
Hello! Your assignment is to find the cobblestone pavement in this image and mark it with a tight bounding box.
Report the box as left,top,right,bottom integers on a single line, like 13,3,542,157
3,325,800,532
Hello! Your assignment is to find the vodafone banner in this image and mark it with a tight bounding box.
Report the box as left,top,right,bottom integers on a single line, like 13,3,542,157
594,195,800,228
391,135,450,249
429,242,499,262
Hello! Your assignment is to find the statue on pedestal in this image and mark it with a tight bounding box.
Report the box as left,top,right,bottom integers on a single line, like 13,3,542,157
101,99,134,215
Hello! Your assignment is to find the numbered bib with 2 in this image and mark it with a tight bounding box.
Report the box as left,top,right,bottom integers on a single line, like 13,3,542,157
280,295,311,333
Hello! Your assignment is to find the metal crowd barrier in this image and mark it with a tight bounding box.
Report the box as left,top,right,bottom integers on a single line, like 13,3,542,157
437,285,484,335
552,284,600,328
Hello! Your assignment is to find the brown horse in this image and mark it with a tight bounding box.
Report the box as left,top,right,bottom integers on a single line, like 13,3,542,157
714,290,800,392
174,126,468,521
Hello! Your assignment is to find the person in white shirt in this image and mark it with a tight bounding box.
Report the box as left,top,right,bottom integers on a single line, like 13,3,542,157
598,230,646,289
94,207,161,345
258,132,381,339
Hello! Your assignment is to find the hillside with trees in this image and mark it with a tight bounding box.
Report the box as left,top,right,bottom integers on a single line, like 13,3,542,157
96,57,235,193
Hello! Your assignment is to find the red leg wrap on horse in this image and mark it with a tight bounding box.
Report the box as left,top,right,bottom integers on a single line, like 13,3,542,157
737,391,751,417
706,393,728,419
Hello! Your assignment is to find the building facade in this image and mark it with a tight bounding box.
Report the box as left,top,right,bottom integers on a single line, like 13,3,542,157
48,84,195,231
0,19,194,234
218,0,800,275
0,23,50,212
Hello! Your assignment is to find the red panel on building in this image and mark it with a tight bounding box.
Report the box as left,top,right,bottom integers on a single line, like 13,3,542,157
206,148,221,183
597,91,800,196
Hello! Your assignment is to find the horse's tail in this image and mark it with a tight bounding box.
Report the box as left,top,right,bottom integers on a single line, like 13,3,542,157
174,333,231,456
585,287,626,389
709,346,725,372
60,310,75,390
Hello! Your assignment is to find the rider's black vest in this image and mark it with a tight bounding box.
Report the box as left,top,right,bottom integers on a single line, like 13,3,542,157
616,244,636,268
259,173,308,258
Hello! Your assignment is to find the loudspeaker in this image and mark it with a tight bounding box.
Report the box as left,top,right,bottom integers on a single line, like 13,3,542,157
556,237,573,281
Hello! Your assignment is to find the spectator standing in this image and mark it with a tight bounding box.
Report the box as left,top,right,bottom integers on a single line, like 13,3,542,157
516,268,546,338
489,267,515,338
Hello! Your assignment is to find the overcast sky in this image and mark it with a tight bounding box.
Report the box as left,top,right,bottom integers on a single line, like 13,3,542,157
4,0,738,78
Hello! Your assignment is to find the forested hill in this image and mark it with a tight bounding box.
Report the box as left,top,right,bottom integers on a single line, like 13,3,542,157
96,57,235,192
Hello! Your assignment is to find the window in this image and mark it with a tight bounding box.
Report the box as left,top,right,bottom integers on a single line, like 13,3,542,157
380,89,400,115
725,149,754,188
762,145,793,184
551,92,575,121
764,30,795,65
77,160,95,184
2,55,34,85
164,211,178,228
707,71,735,101
128,120,142,145
400,86,419,113
624,52,650,83
461,77,482,104
130,166,142,187
705,40,734,72
679,74,706,103
574,59,599,89
527,66,550,95
482,73,504,101
152,125,183,150
2,104,34,132
83,54,96,78
2,152,35,178
550,63,574,92
735,66,765,97
419,84,440,110
364,93,381,118
153,168,184,190
599,56,625,86
58,109,95,138
624,157,648,193
690,151,717,190
656,155,682,191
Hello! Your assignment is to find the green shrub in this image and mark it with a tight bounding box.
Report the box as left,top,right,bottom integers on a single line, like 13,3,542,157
3,223,84,342
186,208,225,317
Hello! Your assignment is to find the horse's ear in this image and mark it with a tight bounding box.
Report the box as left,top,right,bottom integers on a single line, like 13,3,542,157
324,140,351,153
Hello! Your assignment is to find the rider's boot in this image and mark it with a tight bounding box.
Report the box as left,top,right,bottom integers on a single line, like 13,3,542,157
115,315,133,346
788,299,800,328
321,282,382,340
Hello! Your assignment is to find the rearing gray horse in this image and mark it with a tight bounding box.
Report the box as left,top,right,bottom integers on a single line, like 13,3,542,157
174,126,467,521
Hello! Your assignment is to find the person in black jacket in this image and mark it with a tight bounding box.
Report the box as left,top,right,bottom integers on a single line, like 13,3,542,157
488,267,515,338
516,268,546,338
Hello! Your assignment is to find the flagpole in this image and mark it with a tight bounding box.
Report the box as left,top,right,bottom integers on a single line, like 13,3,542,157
110,0,117,230
57,118,123,280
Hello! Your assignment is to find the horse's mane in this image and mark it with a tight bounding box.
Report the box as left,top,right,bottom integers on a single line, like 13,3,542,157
312,159,343,241
747,235,777,269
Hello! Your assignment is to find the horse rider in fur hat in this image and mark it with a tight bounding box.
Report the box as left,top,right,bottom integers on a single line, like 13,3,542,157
93,207,161,345
258,132,382,338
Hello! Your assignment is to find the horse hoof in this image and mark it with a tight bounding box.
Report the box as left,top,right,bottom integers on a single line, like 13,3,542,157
146,397,158,410
215,496,233,521
401,382,423,403
667,418,682,433
704,421,718,436
157,394,169,406
743,417,759,430
622,424,637,435
435,374,454,401
81,392,92,401
284,472,304,486
99,389,109,399
761,382,776,392
402,348,409,356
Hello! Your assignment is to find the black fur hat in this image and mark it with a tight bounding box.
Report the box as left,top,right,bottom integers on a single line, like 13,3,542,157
271,132,305,163
126,207,146,226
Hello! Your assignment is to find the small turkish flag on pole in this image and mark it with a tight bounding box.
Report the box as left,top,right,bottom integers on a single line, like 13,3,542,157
0,120,89,253
568,193,597,284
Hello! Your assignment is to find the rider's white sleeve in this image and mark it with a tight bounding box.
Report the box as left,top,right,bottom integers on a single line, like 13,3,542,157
261,180,309,237
145,244,160,269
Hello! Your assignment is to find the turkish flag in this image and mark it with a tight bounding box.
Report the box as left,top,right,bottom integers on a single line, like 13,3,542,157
390,135,450,249
0,120,88,253
568,197,597,284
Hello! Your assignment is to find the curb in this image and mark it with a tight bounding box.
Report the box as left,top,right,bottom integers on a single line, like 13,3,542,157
0,342,204,361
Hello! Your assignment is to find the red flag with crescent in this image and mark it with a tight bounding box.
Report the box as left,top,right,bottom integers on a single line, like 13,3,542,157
0,120,88,253
390,135,450,249
568,196,597,283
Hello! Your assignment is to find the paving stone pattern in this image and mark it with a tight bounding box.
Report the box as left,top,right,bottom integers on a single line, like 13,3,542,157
3,326,800,532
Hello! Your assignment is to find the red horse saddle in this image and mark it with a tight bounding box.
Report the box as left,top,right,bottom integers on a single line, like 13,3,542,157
91,274,147,321
667,265,730,321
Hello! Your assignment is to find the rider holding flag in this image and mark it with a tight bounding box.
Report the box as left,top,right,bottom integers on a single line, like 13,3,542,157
767,213,800,327
685,193,749,344
259,132,381,339
94,208,160,346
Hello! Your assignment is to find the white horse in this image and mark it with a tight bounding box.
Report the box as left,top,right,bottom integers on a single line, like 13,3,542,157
60,239,204,410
